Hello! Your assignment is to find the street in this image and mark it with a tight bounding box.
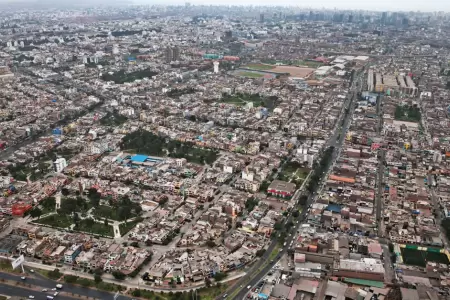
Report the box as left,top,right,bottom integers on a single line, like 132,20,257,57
0,282,78,300
0,271,133,300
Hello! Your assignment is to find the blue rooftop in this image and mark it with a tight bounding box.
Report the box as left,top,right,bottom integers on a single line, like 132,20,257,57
326,204,342,213
130,154,149,162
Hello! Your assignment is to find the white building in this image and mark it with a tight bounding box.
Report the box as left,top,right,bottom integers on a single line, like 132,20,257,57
53,157,68,173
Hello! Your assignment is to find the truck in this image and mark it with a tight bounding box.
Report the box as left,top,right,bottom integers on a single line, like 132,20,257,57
56,284,63,289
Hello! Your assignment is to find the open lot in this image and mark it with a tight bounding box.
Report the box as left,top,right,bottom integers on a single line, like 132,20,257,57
270,65,315,78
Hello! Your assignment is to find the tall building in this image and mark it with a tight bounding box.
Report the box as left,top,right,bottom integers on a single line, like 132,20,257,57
173,46,180,61
213,61,219,74
260,13,264,23
165,46,173,63
54,157,67,173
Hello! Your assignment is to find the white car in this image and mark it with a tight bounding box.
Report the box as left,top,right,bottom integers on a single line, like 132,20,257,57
28,296,35,299
21,276,26,280
53,292,59,296
42,289,48,292
30,269,35,273
51,288,56,291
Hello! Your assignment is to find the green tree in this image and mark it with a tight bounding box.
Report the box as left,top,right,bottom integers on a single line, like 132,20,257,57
94,274,102,284
292,211,300,218
274,222,283,231
112,271,126,280
30,207,42,219
213,272,227,282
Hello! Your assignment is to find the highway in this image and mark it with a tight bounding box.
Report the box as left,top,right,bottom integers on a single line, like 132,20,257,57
0,282,77,300
0,271,132,300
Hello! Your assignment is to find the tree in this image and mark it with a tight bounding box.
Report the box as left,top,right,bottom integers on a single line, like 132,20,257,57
256,249,266,257
112,271,126,280
130,241,140,248
118,206,132,221
30,207,42,219
159,196,168,207
205,240,216,248
48,268,62,280
132,289,141,297
42,197,56,211
213,272,227,282
61,188,70,196
84,217,94,228
292,211,300,218
94,274,102,284
73,213,80,225
145,240,152,246
274,222,283,231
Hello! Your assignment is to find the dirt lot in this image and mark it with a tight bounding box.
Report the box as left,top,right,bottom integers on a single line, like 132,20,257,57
270,65,315,78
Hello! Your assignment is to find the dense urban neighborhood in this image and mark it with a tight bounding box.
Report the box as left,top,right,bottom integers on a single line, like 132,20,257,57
0,3,450,300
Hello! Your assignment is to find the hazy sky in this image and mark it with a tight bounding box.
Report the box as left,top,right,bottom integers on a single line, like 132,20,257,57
135,0,450,12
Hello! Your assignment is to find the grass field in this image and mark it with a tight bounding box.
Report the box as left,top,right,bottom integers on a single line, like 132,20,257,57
400,247,449,267
34,214,73,229
238,71,265,78
244,63,275,70
278,161,310,188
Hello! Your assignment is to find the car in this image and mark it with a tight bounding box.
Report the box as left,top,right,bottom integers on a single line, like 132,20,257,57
247,285,251,289
51,288,56,291
222,293,228,298
240,284,243,288
30,269,34,273
53,292,59,296
21,276,26,280
28,296,35,299
42,289,48,292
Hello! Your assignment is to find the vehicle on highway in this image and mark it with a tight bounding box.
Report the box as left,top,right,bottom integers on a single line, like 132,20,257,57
51,288,57,291
56,283,63,289
247,285,251,289
20,276,26,280
222,293,228,298
30,269,34,273
28,296,34,299
53,292,59,296
46,296,54,300
42,289,48,292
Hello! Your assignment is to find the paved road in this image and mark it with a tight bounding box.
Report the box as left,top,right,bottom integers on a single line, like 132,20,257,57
0,272,132,300
0,282,77,300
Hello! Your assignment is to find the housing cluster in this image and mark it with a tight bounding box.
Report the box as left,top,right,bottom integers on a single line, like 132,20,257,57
0,4,449,300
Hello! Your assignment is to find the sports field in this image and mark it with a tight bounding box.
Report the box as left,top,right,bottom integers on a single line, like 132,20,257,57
400,247,449,267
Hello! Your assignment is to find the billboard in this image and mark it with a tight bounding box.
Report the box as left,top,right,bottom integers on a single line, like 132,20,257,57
11,255,24,270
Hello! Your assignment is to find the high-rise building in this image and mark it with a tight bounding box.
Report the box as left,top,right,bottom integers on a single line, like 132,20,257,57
173,46,180,61
54,157,67,173
165,46,173,63
213,61,219,74
260,13,264,23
